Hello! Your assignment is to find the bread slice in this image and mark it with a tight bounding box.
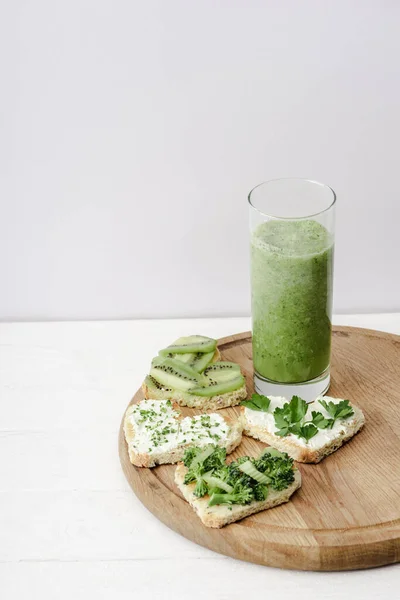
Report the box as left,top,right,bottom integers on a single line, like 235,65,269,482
142,382,247,410
175,464,301,528
240,401,365,464
142,349,248,410
123,400,243,468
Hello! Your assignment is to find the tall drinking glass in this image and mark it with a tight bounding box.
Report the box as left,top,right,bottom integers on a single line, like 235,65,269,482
249,179,336,401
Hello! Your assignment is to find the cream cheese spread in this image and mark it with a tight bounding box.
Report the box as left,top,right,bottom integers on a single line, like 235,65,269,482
128,399,229,454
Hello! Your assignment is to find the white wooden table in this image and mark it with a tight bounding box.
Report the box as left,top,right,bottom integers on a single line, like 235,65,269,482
1,315,399,599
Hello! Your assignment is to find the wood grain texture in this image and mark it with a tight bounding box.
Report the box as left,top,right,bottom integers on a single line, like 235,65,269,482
119,326,400,571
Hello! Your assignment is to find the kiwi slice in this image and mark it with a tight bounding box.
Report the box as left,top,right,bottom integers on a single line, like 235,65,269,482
153,353,195,367
187,351,215,373
204,361,241,383
189,375,245,397
160,350,214,372
144,374,172,392
174,353,195,364
161,352,195,364
150,357,206,391
158,352,197,367
159,335,217,356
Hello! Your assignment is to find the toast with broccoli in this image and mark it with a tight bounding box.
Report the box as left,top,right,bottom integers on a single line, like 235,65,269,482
175,445,301,528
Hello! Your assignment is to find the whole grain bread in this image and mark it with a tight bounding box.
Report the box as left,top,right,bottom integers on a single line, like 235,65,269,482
240,405,365,463
142,382,247,410
174,463,301,528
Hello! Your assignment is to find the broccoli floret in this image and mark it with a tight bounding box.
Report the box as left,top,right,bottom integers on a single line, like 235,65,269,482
227,453,295,496
207,465,231,485
212,464,230,479
194,478,208,498
253,483,268,501
270,467,295,491
183,445,227,498
183,445,226,471
254,454,295,491
208,486,254,506
226,461,253,489
183,447,295,507
254,453,293,472
183,471,196,485
203,446,226,471
183,447,198,468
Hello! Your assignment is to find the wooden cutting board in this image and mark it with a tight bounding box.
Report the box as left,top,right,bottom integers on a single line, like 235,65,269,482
119,326,400,571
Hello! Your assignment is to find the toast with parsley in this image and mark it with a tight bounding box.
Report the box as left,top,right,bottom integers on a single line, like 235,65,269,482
240,395,365,464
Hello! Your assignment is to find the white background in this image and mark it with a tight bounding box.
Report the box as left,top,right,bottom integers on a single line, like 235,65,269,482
1,1,400,321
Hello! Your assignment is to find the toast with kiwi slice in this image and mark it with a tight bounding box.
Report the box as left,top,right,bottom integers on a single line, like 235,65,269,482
142,335,248,410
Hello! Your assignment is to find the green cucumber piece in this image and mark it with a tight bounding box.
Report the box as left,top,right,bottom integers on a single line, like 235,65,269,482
238,460,271,484
159,335,217,356
189,375,245,397
188,445,215,469
203,472,234,493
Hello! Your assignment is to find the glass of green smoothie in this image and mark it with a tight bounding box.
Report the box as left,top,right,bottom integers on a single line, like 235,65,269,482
249,179,336,401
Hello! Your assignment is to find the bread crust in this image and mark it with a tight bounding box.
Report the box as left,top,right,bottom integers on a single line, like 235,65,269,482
123,404,243,468
240,405,365,463
174,464,301,528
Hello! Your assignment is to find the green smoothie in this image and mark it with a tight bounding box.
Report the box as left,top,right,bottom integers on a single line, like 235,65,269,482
251,219,334,383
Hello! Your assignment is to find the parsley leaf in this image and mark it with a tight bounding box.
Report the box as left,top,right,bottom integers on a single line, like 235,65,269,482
311,410,333,429
289,396,308,423
297,423,318,442
319,399,354,421
274,396,309,437
241,393,271,412
272,396,354,443
289,422,302,436
275,426,290,438
273,405,291,436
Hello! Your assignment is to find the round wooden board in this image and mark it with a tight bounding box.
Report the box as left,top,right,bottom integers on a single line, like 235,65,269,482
119,327,400,571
